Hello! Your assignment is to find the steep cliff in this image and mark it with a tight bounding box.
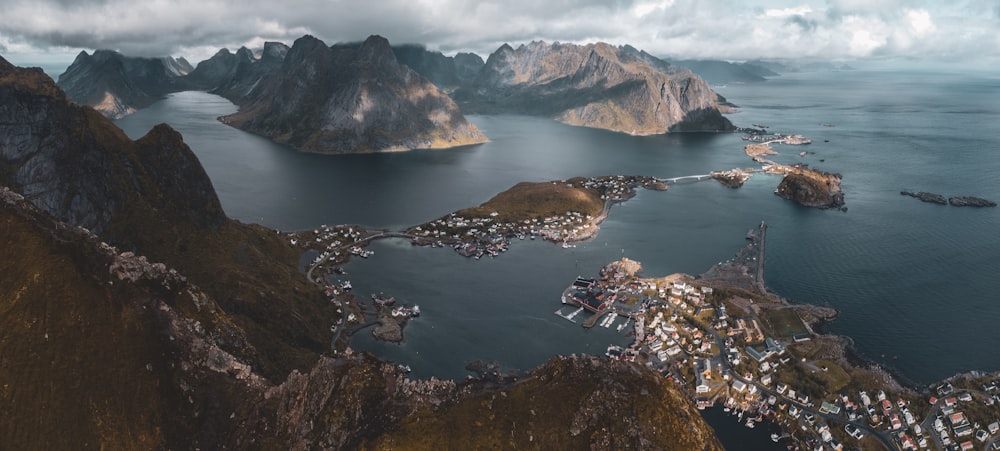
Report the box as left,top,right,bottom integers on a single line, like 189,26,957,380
455,40,734,134
56,50,192,118
774,166,845,209
220,35,486,153
1,56,336,381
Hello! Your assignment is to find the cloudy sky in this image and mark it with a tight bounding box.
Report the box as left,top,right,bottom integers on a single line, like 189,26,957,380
1,0,998,65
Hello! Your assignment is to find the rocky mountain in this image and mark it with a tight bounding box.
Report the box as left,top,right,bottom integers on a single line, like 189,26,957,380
56,50,193,118
1,55,337,382
454,40,734,134
220,35,487,153
200,42,290,100
391,44,484,90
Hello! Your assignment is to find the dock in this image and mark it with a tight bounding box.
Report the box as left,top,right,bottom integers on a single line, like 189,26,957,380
555,306,585,323
582,309,613,328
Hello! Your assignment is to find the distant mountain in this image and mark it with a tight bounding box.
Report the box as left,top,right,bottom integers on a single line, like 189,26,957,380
454,41,734,134
204,42,289,99
220,35,487,153
667,59,779,84
391,44,484,90
56,50,193,118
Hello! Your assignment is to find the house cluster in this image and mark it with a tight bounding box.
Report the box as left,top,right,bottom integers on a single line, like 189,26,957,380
925,382,1000,450
407,176,664,259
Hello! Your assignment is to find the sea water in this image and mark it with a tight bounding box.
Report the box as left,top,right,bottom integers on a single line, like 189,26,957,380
110,66,1000,389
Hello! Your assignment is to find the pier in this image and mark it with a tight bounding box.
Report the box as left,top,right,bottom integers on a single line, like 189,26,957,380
582,309,613,328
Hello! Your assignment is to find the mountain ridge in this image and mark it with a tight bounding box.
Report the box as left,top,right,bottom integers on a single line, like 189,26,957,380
452,40,735,134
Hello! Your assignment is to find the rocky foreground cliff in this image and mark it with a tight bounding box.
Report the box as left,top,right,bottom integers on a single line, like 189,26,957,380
0,56,724,449
219,35,487,153
452,40,735,134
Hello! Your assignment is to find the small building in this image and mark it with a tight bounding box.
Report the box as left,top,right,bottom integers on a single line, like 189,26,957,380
988,421,999,434
820,401,841,415
776,382,788,395
732,379,747,393
760,374,773,386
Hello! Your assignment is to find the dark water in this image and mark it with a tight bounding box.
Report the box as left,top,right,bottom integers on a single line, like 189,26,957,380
114,68,1000,388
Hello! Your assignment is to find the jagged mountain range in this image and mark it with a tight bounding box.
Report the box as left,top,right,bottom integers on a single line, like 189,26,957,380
0,55,724,449
55,35,734,152
454,41,735,134
219,35,487,153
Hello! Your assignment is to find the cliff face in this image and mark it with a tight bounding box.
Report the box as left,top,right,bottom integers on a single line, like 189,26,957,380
221,35,487,153
774,166,845,209
56,50,192,119
455,40,735,134
0,56,337,382
1,56,223,235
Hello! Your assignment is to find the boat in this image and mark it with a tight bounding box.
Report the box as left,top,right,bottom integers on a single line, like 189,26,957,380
398,364,412,373
410,305,420,317
770,433,779,442
745,419,755,428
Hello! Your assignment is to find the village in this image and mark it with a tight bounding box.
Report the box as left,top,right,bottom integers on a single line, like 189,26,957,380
403,175,667,259
283,178,998,451
559,225,1000,451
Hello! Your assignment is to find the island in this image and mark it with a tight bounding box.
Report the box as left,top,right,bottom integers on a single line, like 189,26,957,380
901,191,996,208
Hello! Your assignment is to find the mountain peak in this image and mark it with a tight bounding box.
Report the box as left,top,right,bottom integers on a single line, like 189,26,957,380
357,34,397,68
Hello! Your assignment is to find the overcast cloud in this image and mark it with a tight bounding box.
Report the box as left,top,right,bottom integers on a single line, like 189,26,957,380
1,0,998,65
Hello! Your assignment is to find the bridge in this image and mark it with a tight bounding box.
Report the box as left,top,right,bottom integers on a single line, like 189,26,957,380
659,174,713,184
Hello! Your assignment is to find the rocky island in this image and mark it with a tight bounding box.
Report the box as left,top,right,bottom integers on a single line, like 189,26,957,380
774,165,845,209
901,191,996,207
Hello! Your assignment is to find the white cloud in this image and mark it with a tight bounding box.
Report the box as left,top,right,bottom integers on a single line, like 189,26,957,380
0,0,996,64
762,5,813,18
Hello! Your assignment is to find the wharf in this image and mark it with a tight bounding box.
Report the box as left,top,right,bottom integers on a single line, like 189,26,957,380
582,309,612,329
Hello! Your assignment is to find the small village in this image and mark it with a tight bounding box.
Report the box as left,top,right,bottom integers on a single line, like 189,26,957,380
402,175,666,259
559,225,1000,451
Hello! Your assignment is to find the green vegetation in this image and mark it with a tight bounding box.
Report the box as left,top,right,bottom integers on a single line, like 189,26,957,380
762,308,808,337
365,356,724,450
457,178,604,222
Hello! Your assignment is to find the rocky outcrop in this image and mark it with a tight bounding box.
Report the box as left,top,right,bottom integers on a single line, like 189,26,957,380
775,166,845,209
56,50,192,118
901,190,948,205
1,56,339,383
220,35,487,153
948,196,996,207
0,55,224,235
454,40,734,134
900,191,996,207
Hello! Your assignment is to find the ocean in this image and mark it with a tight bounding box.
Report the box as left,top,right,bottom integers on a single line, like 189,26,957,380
104,66,999,391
